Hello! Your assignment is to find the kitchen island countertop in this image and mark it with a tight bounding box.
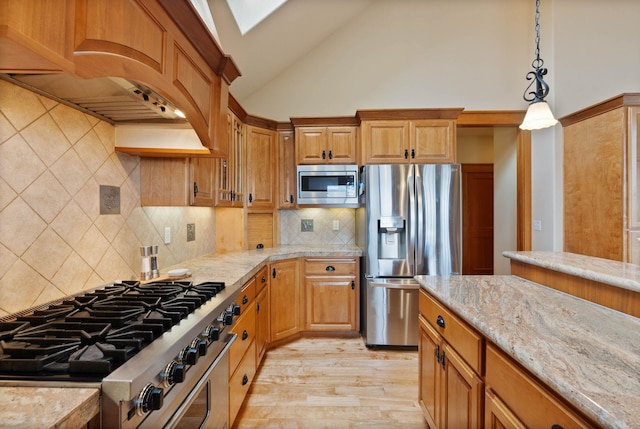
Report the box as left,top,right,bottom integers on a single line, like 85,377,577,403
503,250,640,293
415,273,640,429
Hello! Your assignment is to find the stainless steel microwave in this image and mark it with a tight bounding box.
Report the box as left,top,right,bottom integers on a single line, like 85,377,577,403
297,164,359,207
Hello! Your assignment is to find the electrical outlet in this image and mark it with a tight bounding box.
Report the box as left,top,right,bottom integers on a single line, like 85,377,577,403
332,220,340,231
187,223,195,242
301,219,314,232
164,227,171,244
533,220,542,231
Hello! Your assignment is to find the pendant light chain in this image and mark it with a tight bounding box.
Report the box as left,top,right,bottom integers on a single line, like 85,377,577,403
533,0,542,69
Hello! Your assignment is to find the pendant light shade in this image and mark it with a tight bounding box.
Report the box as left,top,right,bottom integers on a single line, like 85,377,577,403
520,0,557,130
520,100,558,130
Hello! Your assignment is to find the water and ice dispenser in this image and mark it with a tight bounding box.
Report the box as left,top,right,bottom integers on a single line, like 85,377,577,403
377,216,407,260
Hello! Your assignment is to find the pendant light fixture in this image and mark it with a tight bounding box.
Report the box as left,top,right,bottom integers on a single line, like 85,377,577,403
519,0,558,130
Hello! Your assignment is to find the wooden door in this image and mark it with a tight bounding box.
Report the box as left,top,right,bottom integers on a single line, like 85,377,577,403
361,120,410,164
485,389,526,429
296,127,328,164
304,275,356,331
269,259,301,342
411,119,456,163
278,129,296,208
327,126,357,163
462,164,494,274
418,316,441,429
246,125,276,210
255,286,269,365
190,157,215,206
441,342,483,429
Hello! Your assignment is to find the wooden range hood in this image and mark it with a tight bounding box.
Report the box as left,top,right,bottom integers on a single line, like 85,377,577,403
0,0,241,157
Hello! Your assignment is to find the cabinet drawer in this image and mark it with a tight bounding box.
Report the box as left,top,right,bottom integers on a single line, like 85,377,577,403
229,340,257,425
486,343,593,428
304,258,358,276
419,290,482,373
255,265,269,293
229,301,256,373
235,277,256,315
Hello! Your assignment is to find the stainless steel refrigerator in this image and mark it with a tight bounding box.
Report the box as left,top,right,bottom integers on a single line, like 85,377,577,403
356,164,461,347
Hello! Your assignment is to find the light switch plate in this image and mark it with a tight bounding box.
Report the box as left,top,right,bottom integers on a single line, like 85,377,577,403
301,219,314,232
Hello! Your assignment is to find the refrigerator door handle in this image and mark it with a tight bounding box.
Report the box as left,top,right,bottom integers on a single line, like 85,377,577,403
415,166,425,274
368,281,420,290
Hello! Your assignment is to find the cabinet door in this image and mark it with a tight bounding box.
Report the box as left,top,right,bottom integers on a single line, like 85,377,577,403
269,259,301,342
246,125,276,210
305,275,357,331
628,107,640,229
361,120,410,164
190,157,215,206
0,0,75,72
441,342,483,429
278,130,296,208
411,119,456,163
296,127,328,164
255,286,269,365
327,127,357,163
140,158,189,206
419,316,442,429
216,112,244,207
485,388,526,429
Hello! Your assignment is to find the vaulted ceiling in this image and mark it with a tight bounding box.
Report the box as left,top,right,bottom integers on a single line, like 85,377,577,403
208,0,375,104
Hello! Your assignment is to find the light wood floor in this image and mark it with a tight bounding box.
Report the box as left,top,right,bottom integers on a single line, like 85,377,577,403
234,337,428,429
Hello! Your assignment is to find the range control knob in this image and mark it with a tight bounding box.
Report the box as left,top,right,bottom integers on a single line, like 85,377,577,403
178,345,199,365
191,337,207,356
232,303,241,316
203,325,220,342
161,361,185,387
222,311,233,326
135,383,164,416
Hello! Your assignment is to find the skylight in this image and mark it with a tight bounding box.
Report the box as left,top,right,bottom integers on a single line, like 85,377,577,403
226,0,288,35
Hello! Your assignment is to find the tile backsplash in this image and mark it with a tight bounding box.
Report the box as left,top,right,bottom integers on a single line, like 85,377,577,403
0,80,216,317
279,208,355,245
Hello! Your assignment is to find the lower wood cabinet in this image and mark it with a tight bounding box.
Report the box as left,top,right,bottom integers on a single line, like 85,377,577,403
303,257,359,332
419,288,596,429
418,315,483,429
254,266,269,364
228,274,258,426
485,343,593,429
269,259,302,343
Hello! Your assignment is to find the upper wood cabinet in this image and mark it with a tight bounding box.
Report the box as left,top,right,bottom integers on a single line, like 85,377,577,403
140,157,215,206
245,125,277,211
0,0,76,73
0,0,240,156
295,126,358,164
291,117,359,165
357,109,463,165
277,128,297,208
216,111,244,207
560,94,640,263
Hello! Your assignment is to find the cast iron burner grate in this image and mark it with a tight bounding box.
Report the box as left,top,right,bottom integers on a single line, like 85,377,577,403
0,279,225,381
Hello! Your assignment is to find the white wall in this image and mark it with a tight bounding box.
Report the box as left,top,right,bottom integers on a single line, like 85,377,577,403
493,128,518,273
222,0,640,252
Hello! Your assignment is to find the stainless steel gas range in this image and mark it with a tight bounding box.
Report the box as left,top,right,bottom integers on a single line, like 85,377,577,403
0,279,240,428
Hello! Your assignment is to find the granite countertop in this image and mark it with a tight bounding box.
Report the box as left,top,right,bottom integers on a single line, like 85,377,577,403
415,274,640,429
0,387,100,429
0,245,362,428
503,250,640,293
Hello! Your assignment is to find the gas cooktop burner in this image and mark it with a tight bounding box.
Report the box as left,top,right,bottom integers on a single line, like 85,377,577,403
0,279,225,381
